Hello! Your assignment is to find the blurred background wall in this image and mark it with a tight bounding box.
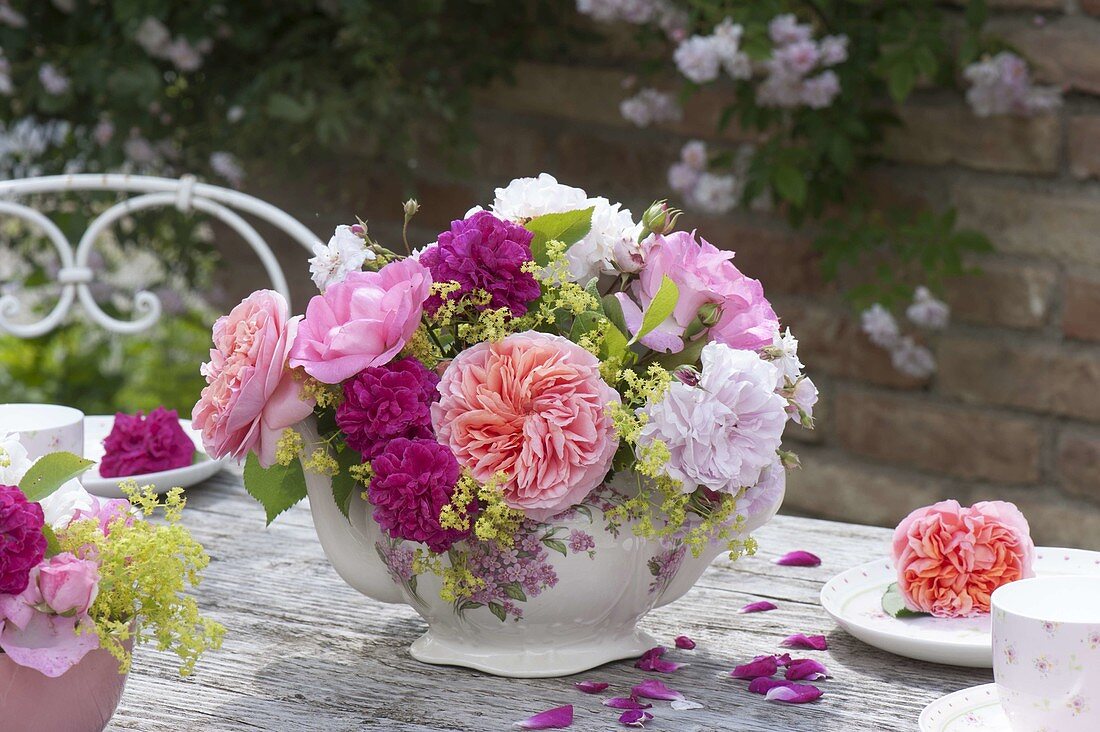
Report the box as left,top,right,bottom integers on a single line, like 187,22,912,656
234,3,1100,548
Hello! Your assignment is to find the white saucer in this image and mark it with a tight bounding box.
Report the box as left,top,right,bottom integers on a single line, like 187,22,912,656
820,549,1100,667
919,684,1008,731
80,415,228,498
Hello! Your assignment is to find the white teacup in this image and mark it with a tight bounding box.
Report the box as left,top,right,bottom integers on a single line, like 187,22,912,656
992,576,1100,731
0,403,84,459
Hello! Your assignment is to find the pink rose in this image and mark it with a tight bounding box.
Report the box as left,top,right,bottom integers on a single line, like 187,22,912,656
432,331,620,522
289,258,432,384
37,552,100,616
192,290,315,468
615,231,778,354
0,565,100,678
100,406,195,478
892,500,1035,618
73,496,134,535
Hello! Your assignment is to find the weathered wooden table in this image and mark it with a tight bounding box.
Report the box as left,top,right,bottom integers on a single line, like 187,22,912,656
106,470,990,731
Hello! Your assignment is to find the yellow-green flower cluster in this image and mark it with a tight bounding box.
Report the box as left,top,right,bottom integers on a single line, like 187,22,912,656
274,428,304,467
303,447,339,476
402,325,444,368
438,471,523,547
296,371,343,409
412,548,484,603
58,483,225,676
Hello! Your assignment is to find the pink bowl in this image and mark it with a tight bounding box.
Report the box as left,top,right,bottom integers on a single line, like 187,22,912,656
0,644,130,732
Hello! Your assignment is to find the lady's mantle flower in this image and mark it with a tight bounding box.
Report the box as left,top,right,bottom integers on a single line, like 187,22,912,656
336,357,440,460
639,342,788,494
367,438,472,552
308,225,375,292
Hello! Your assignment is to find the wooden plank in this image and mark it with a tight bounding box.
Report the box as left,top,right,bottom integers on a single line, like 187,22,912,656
105,471,991,731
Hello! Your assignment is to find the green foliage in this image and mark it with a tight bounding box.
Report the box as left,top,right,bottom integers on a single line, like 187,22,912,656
630,275,679,344
18,451,94,502
243,453,309,525
882,582,931,618
524,206,595,266
330,445,365,520
0,1,568,179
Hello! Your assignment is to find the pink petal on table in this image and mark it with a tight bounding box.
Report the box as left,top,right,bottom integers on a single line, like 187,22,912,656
634,646,684,672
603,697,652,710
670,699,704,711
575,681,609,694
514,705,574,729
765,683,823,704
738,601,777,614
785,658,829,681
631,679,685,701
674,635,696,650
774,653,793,667
776,551,821,567
618,710,654,727
780,634,828,651
747,678,790,695
730,655,779,680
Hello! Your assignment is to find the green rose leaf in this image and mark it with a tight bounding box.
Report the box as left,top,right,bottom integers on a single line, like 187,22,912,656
18,452,94,502
525,207,594,266
630,275,679,345
243,453,308,525
330,446,365,520
772,164,807,206
882,582,931,619
42,524,61,558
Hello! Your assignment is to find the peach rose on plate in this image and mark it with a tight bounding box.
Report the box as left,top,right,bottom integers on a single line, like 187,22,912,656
192,290,315,468
892,499,1035,618
432,331,620,522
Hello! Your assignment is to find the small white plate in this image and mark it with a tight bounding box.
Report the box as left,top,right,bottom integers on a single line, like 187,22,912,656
919,684,1008,732
820,549,1100,667
80,415,229,498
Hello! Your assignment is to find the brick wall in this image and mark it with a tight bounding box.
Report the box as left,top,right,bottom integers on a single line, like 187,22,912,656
248,2,1100,548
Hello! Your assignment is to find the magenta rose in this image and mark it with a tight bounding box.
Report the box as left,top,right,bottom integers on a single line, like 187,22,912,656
100,407,195,478
0,484,47,596
367,438,474,552
336,357,440,460
192,290,315,468
289,257,432,384
615,231,779,354
37,552,100,616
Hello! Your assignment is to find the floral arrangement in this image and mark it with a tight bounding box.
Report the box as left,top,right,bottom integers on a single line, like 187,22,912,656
0,433,223,677
886,499,1035,619
193,174,816,615
100,407,196,478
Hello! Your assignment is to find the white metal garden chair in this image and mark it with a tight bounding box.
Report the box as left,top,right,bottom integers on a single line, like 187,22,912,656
0,173,320,338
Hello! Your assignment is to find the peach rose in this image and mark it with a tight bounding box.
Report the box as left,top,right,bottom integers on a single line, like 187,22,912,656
192,290,315,468
892,499,1035,618
432,331,620,521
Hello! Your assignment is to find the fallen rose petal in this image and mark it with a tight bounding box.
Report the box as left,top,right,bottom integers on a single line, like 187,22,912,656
603,697,652,710
780,634,828,651
738,600,777,614
730,655,779,680
765,683,823,704
619,710,654,727
674,635,696,650
631,679,684,701
670,699,704,711
785,658,829,681
774,653,793,667
747,678,790,695
514,705,574,729
634,646,684,672
776,550,821,567
575,681,609,694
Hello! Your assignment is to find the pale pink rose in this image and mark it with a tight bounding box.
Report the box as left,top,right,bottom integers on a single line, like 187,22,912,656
892,499,1035,618
37,552,99,616
0,566,99,677
289,258,432,384
72,496,134,535
616,231,778,354
193,290,315,467
432,331,620,521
